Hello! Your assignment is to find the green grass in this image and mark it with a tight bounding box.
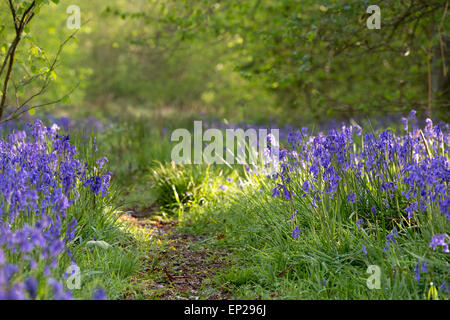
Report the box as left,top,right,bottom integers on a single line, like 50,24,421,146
169,128,450,300
62,131,147,299
61,116,449,300
179,178,448,299
60,117,220,299
0,122,147,300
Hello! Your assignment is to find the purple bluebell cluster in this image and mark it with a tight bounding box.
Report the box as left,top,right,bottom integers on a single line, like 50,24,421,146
0,113,111,135
414,261,428,282
0,120,111,300
269,112,448,212
429,234,449,253
265,111,449,283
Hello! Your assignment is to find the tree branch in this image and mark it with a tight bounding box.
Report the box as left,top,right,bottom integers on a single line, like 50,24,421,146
0,1,37,120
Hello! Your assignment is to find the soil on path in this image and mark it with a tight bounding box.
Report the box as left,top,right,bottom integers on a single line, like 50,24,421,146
120,211,230,300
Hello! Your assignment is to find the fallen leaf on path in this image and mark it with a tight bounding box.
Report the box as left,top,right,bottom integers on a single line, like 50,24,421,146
163,268,176,283
277,265,294,278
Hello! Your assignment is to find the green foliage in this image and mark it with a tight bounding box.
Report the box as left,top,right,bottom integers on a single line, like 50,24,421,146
0,0,83,122
175,124,450,300
150,162,207,211
65,131,144,299
182,172,449,300
148,160,237,218
2,1,449,123
111,0,449,121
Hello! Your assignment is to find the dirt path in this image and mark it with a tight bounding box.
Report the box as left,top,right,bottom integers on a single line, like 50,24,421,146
120,211,230,300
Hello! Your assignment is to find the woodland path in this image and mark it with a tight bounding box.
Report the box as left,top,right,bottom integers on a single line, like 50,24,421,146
120,211,230,300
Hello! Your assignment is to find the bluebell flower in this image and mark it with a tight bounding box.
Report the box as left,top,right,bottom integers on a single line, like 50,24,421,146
429,234,449,253
384,227,398,252
96,157,108,169
290,210,298,220
405,202,418,219
0,249,5,265
439,282,450,293
400,117,408,131
302,180,310,192
420,261,428,273
93,286,107,300
355,218,364,229
414,263,420,281
24,277,38,299
347,192,356,203
292,225,300,239
353,125,362,136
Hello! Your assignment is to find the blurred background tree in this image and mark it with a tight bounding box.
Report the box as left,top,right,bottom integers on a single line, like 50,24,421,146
110,0,448,121
1,0,448,124
0,0,75,122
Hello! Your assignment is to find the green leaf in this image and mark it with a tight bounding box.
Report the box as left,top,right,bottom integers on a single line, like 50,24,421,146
61,95,71,105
